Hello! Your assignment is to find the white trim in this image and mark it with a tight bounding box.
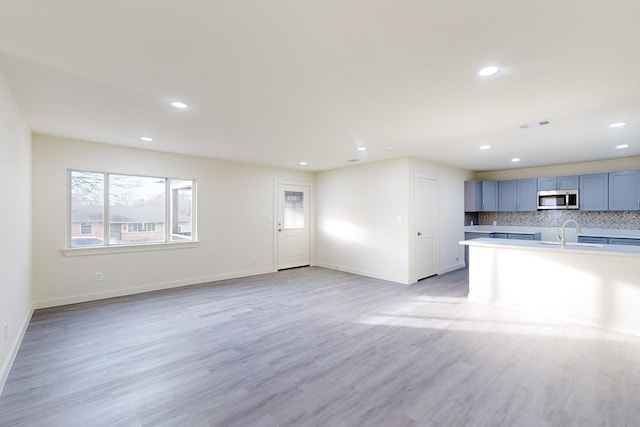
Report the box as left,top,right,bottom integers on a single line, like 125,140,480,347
33,267,277,309
315,262,411,285
0,308,33,396
438,262,466,275
61,241,199,257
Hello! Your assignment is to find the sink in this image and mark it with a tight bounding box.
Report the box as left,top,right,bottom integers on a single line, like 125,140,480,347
536,241,603,248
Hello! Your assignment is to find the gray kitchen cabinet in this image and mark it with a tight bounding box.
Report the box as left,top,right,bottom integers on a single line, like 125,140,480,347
464,180,482,212
580,173,608,211
578,236,640,246
507,233,541,240
537,175,579,191
577,236,608,244
481,181,498,212
498,179,536,211
608,171,640,211
498,181,516,211
558,176,580,190
537,177,557,191
492,233,508,238
516,179,538,211
608,238,640,246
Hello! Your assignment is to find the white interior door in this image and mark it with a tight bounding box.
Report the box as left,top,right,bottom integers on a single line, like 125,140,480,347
415,175,438,280
277,184,310,270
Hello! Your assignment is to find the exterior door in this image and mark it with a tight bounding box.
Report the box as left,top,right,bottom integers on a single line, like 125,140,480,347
415,175,438,280
277,184,310,270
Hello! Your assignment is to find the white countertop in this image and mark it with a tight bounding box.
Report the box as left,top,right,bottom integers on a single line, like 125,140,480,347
460,237,640,257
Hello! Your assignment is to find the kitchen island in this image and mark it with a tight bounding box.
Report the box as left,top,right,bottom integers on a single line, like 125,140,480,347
460,237,640,337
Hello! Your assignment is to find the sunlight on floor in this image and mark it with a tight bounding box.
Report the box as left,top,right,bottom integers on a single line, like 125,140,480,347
355,295,627,342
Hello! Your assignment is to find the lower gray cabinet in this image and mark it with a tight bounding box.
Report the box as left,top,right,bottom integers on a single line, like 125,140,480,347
578,236,608,244
609,238,640,246
508,233,538,240
578,236,640,246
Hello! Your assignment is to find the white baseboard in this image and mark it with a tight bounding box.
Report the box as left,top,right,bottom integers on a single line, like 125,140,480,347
314,262,410,285
439,262,466,275
0,307,33,396
33,267,277,309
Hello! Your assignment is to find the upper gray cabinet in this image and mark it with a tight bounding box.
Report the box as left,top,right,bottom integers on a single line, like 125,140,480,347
516,179,538,211
580,173,608,211
608,171,640,211
537,175,579,191
499,179,537,211
498,180,516,211
481,181,498,212
464,180,482,212
558,176,580,190
464,180,499,212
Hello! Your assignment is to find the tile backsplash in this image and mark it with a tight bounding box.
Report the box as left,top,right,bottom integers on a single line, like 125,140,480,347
478,211,640,229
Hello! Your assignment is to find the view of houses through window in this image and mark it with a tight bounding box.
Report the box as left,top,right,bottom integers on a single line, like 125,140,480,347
70,170,194,248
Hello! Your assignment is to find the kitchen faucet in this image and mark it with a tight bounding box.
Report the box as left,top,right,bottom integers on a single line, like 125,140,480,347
557,219,581,248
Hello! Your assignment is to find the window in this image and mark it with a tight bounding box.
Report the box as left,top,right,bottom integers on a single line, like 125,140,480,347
69,170,195,248
284,191,304,229
124,222,157,233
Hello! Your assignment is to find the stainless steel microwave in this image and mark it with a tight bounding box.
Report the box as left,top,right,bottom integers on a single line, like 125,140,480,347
537,189,579,210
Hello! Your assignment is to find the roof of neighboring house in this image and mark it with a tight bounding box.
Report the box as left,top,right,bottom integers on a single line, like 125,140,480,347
72,204,190,222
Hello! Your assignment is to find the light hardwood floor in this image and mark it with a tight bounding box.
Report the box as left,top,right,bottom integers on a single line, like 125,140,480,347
1,267,639,426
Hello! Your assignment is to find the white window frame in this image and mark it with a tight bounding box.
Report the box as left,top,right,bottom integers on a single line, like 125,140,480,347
65,169,197,255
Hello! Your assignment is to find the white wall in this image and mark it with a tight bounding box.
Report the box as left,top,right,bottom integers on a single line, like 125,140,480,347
32,135,314,308
316,158,411,283
316,157,471,284
0,72,32,393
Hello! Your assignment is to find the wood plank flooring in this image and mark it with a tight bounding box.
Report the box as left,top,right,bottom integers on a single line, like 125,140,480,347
1,266,640,426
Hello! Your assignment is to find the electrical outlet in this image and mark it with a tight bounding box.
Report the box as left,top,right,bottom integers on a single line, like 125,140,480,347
3,323,7,340
95,272,103,282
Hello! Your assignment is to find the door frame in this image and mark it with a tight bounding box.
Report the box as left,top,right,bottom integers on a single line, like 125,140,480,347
412,172,439,283
273,180,314,270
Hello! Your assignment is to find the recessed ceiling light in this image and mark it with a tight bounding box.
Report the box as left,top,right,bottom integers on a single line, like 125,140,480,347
357,147,367,152
480,145,490,150
299,161,308,166
140,136,153,142
511,158,521,162
609,122,626,128
171,101,188,109
385,144,393,150
478,66,499,77
616,144,629,149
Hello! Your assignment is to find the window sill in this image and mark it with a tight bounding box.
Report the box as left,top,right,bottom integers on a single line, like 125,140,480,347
61,241,200,257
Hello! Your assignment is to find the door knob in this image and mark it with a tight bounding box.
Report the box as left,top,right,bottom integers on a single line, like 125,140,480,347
417,232,422,236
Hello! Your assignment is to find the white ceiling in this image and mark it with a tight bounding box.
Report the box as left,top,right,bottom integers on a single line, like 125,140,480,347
1,0,639,172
